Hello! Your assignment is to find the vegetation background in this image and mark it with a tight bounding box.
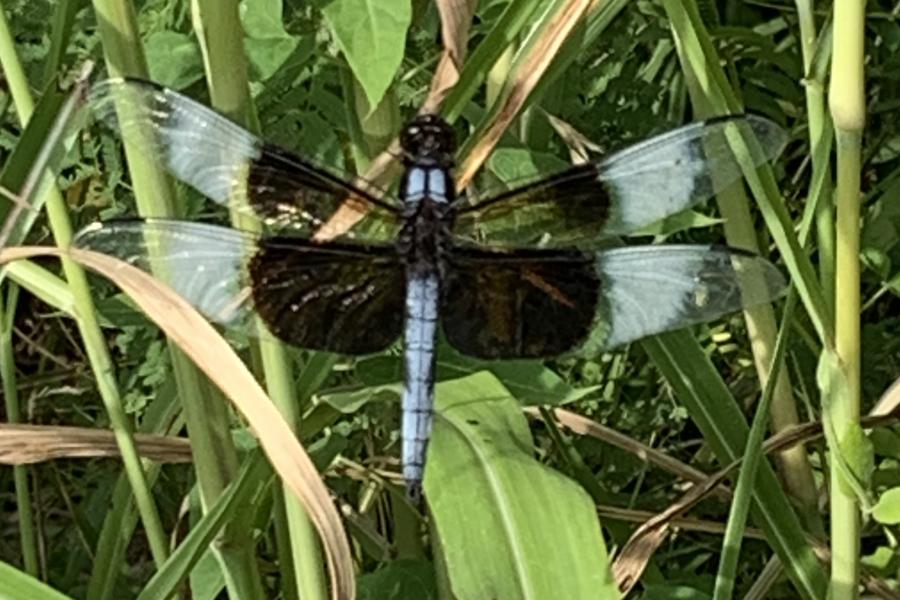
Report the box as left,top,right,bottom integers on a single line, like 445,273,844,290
0,0,898,598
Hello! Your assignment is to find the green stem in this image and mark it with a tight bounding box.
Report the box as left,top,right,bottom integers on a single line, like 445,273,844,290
0,286,39,575
828,0,865,595
1,0,170,566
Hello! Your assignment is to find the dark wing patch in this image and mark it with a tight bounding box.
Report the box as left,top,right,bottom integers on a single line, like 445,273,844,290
452,164,610,248
441,246,599,359
453,115,786,248
88,78,400,241
250,238,404,353
73,219,403,354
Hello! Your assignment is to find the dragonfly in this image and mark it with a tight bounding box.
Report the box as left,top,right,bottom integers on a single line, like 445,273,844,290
74,78,788,500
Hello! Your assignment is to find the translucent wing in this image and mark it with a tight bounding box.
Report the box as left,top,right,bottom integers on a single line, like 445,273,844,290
584,245,787,353
73,219,404,354
440,244,786,358
452,116,787,248
88,78,401,241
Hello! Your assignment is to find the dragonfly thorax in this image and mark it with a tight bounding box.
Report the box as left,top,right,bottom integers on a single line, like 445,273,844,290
397,192,453,276
400,114,456,167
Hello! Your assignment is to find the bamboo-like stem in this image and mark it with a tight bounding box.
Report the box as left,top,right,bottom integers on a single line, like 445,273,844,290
0,287,39,576
828,0,865,596
191,1,328,598
0,1,170,566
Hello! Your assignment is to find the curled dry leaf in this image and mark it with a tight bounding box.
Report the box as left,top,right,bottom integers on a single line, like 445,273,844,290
527,407,732,499
0,424,192,464
422,0,477,113
457,0,591,189
0,246,355,600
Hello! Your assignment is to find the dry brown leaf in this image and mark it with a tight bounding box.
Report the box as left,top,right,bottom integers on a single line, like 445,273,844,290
422,0,477,112
527,407,733,499
0,246,355,600
457,0,591,189
544,402,899,593
0,423,192,464
872,376,900,417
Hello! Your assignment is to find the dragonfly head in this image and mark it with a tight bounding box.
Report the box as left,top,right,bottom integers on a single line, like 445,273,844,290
401,114,456,166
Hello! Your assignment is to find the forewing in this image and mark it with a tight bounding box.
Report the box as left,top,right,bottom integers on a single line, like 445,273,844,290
88,78,401,241
441,246,600,359
453,115,786,247
581,245,788,353
73,219,404,354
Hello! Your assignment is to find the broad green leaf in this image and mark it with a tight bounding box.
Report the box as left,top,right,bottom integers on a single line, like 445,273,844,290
438,349,600,406
145,31,204,90
487,147,570,181
322,0,411,110
241,0,293,37
425,373,618,600
872,487,900,525
240,0,300,79
0,560,74,599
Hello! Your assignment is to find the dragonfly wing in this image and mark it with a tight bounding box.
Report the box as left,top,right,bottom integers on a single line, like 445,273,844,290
440,244,786,358
584,245,788,353
88,78,401,241
73,219,404,354
441,246,600,359
452,115,786,248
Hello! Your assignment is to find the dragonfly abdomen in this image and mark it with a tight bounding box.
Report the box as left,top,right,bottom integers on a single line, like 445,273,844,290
401,272,439,500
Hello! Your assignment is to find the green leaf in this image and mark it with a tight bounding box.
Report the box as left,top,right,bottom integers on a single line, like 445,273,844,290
241,0,292,37
838,421,875,494
145,31,204,90
425,373,619,600
0,560,74,599
872,487,900,525
632,209,723,237
438,347,599,406
642,585,713,600
321,0,411,110
240,0,300,79
137,453,271,600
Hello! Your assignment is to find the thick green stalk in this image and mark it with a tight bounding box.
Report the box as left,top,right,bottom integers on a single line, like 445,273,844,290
829,0,865,597
0,287,39,575
0,1,170,566
191,1,328,598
